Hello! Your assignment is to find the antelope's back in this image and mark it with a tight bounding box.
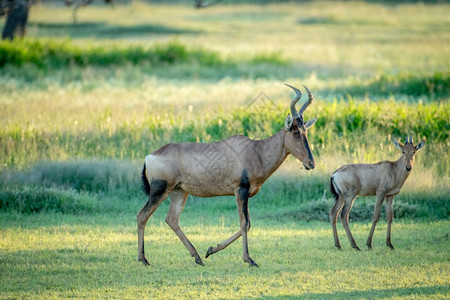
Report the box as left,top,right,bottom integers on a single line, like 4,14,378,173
332,162,391,196
147,137,255,197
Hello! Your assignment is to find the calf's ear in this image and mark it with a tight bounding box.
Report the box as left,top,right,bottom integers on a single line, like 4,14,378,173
415,140,425,151
391,138,404,151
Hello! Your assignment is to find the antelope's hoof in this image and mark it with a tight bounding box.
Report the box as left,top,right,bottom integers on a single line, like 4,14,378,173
366,242,372,250
245,258,259,267
139,257,150,266
353,245,361,251
335,244,341,250
205,246,214,259
387,243,395,250
195,257,205,266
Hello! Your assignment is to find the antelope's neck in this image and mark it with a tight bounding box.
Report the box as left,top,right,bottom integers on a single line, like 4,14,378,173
394,155,410,184
256,130,288,181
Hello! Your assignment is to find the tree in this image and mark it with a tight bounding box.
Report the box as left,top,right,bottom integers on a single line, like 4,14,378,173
1,0,31,40
64,0,112,24
194,0,221,9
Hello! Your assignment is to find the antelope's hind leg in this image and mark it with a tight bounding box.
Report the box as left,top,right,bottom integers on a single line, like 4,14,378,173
330,195,345,250
166,189,204,266
340,194,360,251
137,179,170,266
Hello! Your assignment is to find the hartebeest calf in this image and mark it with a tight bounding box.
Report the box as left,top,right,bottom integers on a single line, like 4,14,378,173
138,84,317,267
330,136,425,250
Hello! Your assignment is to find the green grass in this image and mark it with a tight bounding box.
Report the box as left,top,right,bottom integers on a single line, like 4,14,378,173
0,39,225,68
0,214,448,299
1,99,448,177
0,1,449,298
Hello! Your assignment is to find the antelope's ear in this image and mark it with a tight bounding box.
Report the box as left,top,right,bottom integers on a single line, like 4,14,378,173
284,113,293,130
391,138,404,150
304,117,317,129
415,140,425,151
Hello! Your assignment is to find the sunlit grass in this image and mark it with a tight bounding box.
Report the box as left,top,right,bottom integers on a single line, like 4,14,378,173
22,2,448,74
1,1,448,81
0,214,448,299
0,2,449,298
1,94,448,176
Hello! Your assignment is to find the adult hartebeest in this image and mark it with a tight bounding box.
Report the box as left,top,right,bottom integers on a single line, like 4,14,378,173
138,84,317,267
329,136,425,250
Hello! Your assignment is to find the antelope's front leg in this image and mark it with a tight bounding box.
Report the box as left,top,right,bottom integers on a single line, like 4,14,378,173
366,192,386,249
385,196,395,250
236,174,258,267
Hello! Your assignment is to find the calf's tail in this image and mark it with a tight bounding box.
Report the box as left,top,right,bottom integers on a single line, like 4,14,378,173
330,175,340,201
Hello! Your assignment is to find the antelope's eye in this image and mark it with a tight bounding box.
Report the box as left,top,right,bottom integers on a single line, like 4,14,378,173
402,151,405,154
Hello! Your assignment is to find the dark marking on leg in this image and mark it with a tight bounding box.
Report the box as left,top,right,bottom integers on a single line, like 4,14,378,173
238,170,257,267
239,170,250,195
239,170,251,231
149,179,168,204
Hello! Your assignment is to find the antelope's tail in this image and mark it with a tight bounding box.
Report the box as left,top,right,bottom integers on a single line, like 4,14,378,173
330,175,340,201
141,163,151,196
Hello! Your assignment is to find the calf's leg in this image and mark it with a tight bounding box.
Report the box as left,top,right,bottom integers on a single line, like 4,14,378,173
340,195,360,250
385,195,395,250
366,193,386,249
330,195,345,249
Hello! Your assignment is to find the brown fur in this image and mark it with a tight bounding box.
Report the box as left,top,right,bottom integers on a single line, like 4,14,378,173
329,138,425,250
137,85,317,267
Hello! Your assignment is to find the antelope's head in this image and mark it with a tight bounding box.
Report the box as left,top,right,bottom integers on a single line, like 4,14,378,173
392,136,425,172
283,84,318,170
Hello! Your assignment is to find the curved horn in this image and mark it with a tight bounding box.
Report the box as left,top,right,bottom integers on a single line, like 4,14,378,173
285,83,301,119
409,135,413,144
405,136,408,144
298,85,314,117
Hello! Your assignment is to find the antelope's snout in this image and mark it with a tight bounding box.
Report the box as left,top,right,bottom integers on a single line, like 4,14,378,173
304,160,315,170
406,166,412,172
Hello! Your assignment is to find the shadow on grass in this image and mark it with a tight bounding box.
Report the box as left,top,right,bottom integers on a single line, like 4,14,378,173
99,24,202,38
298,16,391,27
29,22,105,29
265,285,449,299
327,72,449,99
29,22,201,38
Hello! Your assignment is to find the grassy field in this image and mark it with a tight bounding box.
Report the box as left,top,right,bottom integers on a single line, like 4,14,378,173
0,1,449,299
0,214,449,299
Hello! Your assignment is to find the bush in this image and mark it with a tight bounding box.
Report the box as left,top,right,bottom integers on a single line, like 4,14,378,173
0,186,97,214
339,72,450,98
263,198,441,222
0,39,287,69
1,160,139,194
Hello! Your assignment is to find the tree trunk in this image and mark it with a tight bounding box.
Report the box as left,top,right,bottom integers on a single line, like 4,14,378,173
2,1,29,40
